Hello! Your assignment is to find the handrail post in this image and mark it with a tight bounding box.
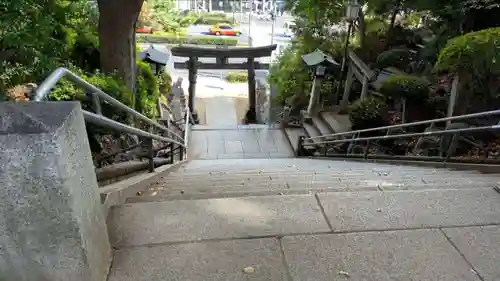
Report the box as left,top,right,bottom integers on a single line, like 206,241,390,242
444,133,459,162
179,145,185,161
169,142,175,164
91,93,102,115
363,140,370,159
296,136,305,156
147,137,155,172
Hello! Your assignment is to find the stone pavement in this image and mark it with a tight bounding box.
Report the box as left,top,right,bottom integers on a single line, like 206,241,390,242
187,125,294,159
108,188,500,281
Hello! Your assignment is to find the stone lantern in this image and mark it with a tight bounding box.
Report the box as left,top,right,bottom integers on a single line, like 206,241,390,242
301,48,339,119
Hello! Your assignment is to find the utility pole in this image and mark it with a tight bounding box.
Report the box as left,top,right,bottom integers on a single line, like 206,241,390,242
248,8,253,46
239,0,243,22
270,0,276,44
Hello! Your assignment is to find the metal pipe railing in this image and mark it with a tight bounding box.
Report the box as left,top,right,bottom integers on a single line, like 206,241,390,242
302,124,500,147
35,67,184,142
33,67,191,173
305,108,500,142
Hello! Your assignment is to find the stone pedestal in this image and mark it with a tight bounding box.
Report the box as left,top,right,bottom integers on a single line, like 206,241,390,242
0,102,111,281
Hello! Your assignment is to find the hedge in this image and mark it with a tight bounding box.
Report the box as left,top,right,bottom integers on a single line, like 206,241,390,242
137,34,239,46
435,27,500,75
379,75,430,101
226,72,248,83
348,96,388,130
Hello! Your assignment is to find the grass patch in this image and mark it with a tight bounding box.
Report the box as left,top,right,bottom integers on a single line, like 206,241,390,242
226,72,248,83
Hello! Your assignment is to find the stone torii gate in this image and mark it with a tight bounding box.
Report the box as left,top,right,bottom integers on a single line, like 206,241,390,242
170,44,277,124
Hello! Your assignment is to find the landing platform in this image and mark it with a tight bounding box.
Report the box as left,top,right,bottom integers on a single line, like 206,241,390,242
188,125,294,159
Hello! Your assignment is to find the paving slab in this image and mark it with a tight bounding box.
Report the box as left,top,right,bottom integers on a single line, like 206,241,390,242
187,128,294,159
443,226,500,281
108,238,288,281
282,230,481,281
318,188,500,232
108,194,329,247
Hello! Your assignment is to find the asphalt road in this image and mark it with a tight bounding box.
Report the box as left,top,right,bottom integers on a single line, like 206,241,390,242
139,15,293,79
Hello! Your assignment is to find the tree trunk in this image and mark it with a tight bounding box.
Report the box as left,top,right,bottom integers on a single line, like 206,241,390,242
454,73,473,116
97,0,144,91
383,8,398,50
357,8,366,51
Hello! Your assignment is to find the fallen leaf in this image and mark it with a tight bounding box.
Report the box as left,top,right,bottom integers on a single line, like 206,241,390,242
243,267,255,274
338,270,350,277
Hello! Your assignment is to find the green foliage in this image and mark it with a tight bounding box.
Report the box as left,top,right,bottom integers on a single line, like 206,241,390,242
194,12,234,25
49,68,135,123
157,71,172,97
226,72,248,83
348,97,388,130
379,75,430,101
376,48,413,69
435,27,500,76
268,45,312,105
136,34,239,45
136,61,160,118
0,0,100,93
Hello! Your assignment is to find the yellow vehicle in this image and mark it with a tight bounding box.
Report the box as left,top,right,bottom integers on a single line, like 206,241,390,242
209,24,241,36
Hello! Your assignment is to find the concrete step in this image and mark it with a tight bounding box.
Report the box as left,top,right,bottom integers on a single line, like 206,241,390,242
320,111,352,133
312,115,333,138
176,158,485,172
283,127,307,154
156,176,498,191
164,167,489,179
128,182,499,203
303,122,322,145
109,187,500,248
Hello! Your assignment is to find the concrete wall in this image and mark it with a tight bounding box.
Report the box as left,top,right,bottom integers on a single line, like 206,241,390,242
0,102,111,281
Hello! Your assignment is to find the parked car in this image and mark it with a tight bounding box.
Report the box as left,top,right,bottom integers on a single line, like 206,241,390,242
209,24,241,36
136,26,154,34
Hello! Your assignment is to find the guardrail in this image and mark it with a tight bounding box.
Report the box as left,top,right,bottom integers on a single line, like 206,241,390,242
297,109,500,163
34,67,190,172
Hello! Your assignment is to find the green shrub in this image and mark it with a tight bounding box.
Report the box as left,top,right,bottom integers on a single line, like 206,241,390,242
379,75,430,101
136,34,239,45
136,61,160,119
69,30,101,72
194,12,234,25
348,97,388,130
49,69,135,123
268,46,312,106
435,27,500,75
158,71,172,96
376,48,413,70
226,72,248,83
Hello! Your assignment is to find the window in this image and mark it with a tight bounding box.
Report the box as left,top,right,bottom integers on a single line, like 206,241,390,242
219,25,232,30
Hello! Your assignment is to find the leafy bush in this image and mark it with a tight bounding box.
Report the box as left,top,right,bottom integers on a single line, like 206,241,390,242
136,61,160,119
435,27,500,76
226,72,248,83
376,48,413,70
348,97,388,130
49,69,135,123
268,46,312,105
194,12,234,25
157,71,172,97
136,34,239,45
379,75,430,101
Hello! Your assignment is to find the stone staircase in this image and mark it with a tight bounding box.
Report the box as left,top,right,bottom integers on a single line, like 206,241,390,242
106,158,500,281
284,110,352,154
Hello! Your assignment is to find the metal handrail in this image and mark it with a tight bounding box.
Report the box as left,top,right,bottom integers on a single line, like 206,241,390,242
305,108,500,142
302,124,500,147
34,67,184,143
33,67,192,172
